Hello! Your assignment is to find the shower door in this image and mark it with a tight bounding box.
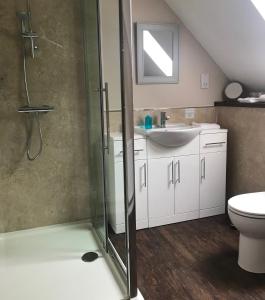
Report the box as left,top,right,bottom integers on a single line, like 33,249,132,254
99,0,137,296
99,0,128,268
82,0,107,246
82,0,137,298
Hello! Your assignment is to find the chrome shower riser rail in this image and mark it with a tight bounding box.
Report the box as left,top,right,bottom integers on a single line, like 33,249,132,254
17,0,54,161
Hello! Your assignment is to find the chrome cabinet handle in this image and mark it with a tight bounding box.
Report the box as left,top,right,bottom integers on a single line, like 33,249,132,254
140,163,147,188
134,149,144,153
201,157,206,181
204,142,225,148
119,149,144,155
177,160,180,183
171,160,174,184
174,160,180,184
143,163,147,188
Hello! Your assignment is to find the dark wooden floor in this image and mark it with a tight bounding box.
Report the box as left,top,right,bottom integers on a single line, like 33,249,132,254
135,215,265,300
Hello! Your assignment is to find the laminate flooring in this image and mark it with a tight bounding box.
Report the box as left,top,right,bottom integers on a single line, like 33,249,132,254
113,215,265,300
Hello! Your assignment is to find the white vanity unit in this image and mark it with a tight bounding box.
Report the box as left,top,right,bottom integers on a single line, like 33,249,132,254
147,135,200,227
106,133,149,234
107,127,228,233
199,129,227,218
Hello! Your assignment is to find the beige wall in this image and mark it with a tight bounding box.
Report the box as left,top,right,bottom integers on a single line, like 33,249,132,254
100,0,122,111
217,107,265,199
132,0,228,109
0,1,90,232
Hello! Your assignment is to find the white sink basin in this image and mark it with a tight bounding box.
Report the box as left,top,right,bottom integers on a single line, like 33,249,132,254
135,124,201,147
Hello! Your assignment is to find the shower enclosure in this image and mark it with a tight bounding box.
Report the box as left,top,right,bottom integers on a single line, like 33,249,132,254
82,0,137,298
1,0,137,298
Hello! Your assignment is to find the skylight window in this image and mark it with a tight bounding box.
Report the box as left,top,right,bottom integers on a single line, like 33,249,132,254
251,0,265,21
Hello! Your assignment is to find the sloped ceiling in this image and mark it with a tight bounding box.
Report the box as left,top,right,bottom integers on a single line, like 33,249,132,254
165,0,265,90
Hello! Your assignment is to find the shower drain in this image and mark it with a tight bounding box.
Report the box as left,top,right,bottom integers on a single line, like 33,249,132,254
81,252,99,262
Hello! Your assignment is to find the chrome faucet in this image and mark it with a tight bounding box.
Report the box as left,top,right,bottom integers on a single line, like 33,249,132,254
160,111,170,128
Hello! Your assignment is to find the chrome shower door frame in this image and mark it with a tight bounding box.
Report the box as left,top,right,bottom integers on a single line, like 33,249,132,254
83,0,137,298
97,0,137,297
118,0,137,297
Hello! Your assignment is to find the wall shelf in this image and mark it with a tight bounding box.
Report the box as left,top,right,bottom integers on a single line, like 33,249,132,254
215,100,265,108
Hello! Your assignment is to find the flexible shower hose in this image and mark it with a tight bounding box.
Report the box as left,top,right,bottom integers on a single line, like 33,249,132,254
23,46,43,161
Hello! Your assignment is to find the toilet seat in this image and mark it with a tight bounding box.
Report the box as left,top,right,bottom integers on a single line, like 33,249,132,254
228,192,265,219
229,206,265,219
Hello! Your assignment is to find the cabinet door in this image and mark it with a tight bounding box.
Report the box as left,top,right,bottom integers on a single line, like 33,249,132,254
174,155,199,214
148,158,175,227
200,152,226,210
114,162,126,225
134,160,148,229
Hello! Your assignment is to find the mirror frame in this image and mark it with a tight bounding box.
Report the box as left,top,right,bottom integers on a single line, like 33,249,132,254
136,23,179,84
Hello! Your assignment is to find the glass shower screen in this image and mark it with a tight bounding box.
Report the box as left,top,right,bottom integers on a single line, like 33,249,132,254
82,0,137,298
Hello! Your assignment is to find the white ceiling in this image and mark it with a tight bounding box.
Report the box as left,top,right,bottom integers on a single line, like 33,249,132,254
165,0,265,90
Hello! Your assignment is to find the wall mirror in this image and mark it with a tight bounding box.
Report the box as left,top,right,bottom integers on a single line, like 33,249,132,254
136,23,179,84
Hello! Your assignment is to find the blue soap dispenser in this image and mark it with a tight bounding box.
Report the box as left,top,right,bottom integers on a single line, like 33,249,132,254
144,114,153,129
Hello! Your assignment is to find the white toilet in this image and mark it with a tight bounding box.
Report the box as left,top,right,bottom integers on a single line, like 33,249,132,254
228,192,265,273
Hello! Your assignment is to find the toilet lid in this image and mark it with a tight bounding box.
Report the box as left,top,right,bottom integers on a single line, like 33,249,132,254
228,192,265,217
